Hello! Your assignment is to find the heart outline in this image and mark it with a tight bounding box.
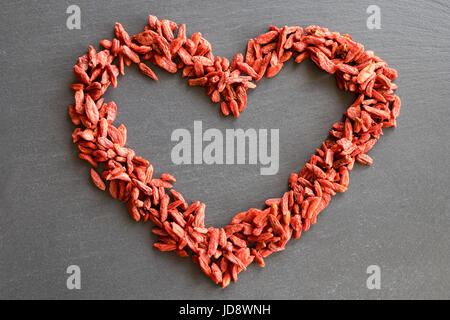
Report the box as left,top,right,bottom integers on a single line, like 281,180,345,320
69,16,401,288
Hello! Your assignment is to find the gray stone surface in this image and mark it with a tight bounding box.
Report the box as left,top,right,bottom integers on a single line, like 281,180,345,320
0,0,449,299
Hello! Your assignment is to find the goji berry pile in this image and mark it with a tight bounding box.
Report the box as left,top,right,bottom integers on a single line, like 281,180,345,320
69,15,401,287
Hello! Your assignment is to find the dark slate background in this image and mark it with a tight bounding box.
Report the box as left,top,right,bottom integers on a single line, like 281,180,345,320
1,0,449,299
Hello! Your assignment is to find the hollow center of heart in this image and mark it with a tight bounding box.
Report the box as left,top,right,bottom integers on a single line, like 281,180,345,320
103,58,355,227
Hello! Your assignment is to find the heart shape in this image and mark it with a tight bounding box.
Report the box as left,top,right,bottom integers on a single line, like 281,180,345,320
69,15,401,288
